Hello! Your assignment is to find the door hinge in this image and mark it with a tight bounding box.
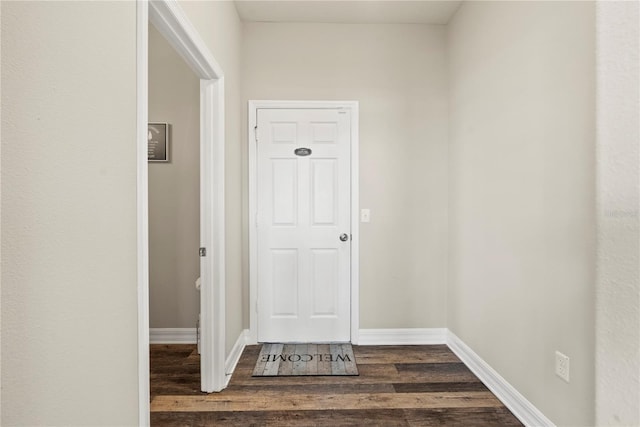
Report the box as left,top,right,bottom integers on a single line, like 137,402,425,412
199,247,207,257
254,125,258,142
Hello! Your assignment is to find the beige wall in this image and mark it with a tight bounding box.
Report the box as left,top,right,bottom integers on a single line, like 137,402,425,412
447,2,596,425
1,2,139,425
148,25,201,329
595,2,640,425
178,0,244,356
243,23,449,329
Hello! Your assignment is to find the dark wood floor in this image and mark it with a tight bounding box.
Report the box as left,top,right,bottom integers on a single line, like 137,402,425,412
150,344,523,426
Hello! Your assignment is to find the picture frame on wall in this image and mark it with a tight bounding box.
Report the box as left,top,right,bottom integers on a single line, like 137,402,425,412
148,123,169,162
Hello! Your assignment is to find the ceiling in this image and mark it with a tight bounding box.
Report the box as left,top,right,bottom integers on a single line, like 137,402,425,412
234,1,463,25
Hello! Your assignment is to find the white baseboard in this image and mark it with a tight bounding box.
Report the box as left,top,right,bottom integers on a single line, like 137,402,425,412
358,328,447,345
225,329,250,386
149,328,197,344
446,331,555,427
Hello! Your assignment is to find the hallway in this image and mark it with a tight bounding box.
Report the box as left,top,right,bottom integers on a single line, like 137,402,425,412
2,1,637,425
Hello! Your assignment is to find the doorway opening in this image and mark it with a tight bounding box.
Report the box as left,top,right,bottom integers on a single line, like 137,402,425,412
137,2,226,425
147,20,201,351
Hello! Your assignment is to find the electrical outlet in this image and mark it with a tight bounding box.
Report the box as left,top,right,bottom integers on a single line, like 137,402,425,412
555,351,570,383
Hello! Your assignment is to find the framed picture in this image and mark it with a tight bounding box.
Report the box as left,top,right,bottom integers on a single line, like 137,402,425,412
148,123,169,162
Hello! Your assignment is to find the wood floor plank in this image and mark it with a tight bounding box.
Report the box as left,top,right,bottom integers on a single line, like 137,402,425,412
404,407,524,426
393,381,489,393
150,344,195,357
150,391,504,412
150,373,202,398
224,383,396,395
395,362,473,372
150,363,200,375
152,409,411,427
353,345,461,365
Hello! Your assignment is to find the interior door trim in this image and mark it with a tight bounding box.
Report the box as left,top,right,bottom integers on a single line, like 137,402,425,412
247,100,360,345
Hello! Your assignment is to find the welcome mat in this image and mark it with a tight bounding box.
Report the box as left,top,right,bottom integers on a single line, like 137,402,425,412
252,343,359,376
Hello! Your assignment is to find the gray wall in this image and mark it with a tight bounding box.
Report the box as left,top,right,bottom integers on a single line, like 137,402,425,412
447,2,596,425
1,2,139,424
148,24,200,329
243,23,449,329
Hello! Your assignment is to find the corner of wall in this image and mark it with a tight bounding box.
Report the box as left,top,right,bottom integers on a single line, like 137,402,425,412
595,1,640,425
447,331,555,427
225,329,250,386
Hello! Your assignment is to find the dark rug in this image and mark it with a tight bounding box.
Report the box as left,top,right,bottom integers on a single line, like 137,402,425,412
252,343,359,376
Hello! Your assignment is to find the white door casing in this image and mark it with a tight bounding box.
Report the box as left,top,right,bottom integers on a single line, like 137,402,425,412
249,102,360,344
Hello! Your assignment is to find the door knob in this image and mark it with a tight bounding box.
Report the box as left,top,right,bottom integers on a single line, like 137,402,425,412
339,233,349,242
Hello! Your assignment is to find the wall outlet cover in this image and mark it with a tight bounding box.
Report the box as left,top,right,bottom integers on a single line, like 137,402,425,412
555,351,570,383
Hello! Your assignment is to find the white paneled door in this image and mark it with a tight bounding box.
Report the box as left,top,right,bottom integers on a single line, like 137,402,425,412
256,108,351,343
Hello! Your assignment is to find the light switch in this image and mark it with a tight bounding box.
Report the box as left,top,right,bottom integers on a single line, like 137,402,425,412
361,209,371,223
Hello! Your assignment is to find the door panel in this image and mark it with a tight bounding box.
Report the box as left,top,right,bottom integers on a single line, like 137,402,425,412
270,249,299,316
257,108,351,343
272,159,298,226
310,249,339,316
311,159,337,225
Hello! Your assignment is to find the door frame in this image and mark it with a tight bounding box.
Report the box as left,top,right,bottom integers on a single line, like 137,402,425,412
137,1,226,424
248,100,360,345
